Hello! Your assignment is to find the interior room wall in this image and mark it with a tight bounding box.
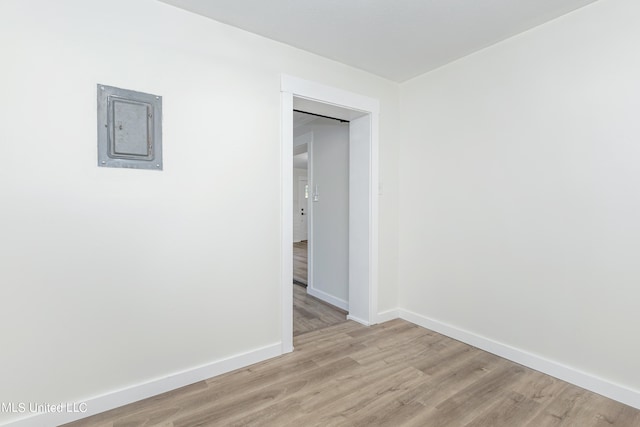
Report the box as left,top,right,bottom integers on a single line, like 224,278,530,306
0,0,400,424
398,0,640,403
312,121,350,306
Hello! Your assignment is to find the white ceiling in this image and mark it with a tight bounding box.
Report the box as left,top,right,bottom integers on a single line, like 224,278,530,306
158,0,599,82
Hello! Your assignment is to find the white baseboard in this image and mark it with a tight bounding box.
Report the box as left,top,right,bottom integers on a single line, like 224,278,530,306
307,287,348,311
2,343,282,427
398,309,640,410
347,309,398,326
346,314,371,326
376,309,400,324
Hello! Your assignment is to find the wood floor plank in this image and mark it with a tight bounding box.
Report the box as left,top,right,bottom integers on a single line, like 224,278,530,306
172,357,361,426
349,399,427,427
463,391,542,427
338,367,428,422
461,366,570,426
402,350,501,409
225,359,387,426
413,366,525,427
292,241,308,285
293,283,346,336
525,384,592,426
281,365,426,427
283,360,397,419
508,368,568,404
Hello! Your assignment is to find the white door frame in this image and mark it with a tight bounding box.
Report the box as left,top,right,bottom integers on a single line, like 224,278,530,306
306,136,314,294
280,75,380,353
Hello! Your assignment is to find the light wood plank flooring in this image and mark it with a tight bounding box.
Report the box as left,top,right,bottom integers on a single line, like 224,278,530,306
293,283,347,336
64,319,640,427
293,241,308,286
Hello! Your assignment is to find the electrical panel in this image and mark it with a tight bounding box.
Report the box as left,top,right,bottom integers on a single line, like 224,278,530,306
97,84,162,170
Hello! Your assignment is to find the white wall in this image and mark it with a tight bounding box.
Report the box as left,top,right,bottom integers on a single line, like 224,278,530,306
0,1,400,424
300,120,350,306
398,0,640,403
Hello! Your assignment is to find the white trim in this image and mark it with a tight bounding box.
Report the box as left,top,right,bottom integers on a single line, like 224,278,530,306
307,287,349,311
346,314,371,326
280,92,294,354
282,75,379,113
368,112,380,325
376,308,400,324
307,136,315,293
348,114,373,326
1,343,282,427
398,309,640,410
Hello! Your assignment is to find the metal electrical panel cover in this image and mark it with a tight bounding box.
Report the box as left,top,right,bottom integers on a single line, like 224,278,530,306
97,84,163,170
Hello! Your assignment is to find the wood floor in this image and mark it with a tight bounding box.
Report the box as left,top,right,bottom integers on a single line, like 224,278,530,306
64,318,640,427
292,238,346,335
293,283,347,336
293,241,308,286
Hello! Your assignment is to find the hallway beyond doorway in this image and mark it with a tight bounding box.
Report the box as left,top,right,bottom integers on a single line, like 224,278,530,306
293,240,346,336
293,284,346,336
293,241,308,286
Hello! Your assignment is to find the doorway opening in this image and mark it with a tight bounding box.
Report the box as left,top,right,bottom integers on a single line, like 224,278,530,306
281,75,380,353
292,110,349,336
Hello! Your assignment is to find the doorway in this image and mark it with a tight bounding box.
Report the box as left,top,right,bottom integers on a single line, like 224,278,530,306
292,111,349,336
280,75,380,353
